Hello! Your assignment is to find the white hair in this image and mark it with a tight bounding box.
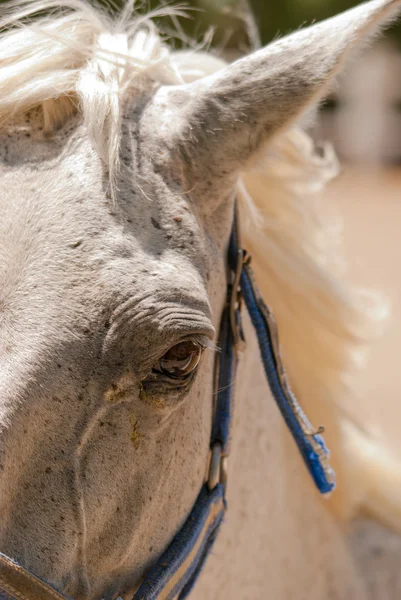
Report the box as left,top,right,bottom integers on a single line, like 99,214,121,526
0,0,387,487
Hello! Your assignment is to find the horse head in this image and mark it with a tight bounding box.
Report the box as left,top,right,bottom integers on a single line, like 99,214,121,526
0,1,399,598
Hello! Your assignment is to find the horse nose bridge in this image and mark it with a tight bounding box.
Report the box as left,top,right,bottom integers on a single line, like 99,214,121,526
0,333,94,458
0,356,55,465
0,354,39,418
0,348,94,593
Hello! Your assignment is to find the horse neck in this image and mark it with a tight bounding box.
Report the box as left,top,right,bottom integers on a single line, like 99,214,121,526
191,310,367,600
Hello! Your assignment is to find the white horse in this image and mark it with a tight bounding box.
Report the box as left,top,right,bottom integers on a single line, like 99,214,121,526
1,1,401,599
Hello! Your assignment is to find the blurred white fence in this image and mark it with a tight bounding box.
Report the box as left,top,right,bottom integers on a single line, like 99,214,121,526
314,40,401,164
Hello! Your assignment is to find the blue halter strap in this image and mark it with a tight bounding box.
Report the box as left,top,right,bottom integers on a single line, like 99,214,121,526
132,209,335,600
0,208,335,600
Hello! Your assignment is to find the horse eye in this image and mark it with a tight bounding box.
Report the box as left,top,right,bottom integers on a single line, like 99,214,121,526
156,341,203,379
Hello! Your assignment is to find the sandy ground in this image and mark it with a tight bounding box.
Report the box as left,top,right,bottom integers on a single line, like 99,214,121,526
326,167,401,458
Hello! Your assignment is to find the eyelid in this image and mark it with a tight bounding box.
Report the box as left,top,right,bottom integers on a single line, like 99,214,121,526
185,334,216,352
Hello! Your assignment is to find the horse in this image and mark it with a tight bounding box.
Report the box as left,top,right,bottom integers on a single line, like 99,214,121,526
2,0,401,598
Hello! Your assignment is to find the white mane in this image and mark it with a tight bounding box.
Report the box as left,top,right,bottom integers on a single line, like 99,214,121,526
0,0,386,444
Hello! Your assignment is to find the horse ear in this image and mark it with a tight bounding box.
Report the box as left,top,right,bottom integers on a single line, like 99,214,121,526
159,0,400,180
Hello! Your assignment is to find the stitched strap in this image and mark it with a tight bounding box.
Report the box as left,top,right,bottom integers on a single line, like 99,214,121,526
226,209,335,495
239,255,335,495
132,289,237,600
133,485,225,600
0,554,69,600
211,305,236,455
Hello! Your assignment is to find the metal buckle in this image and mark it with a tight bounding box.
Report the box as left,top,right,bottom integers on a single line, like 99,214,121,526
229,249,247,350
207,442,228,494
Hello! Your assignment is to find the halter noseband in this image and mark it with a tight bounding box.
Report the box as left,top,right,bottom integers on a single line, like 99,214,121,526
0,206,335,600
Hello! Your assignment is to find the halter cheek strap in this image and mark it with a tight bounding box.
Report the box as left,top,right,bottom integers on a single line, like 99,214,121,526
0,209,335,600
0,552,69,600
132,210,335,600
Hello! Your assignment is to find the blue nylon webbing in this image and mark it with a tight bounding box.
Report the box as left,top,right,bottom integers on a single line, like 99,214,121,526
228,219,335,495
240,267,335,494
133,485,225,600
131,214,335,599
211,306,235,454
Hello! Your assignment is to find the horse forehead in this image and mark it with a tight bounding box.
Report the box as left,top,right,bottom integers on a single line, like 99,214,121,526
0,128,209,327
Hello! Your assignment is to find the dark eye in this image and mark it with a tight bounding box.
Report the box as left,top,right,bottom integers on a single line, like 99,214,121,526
154,341,203,379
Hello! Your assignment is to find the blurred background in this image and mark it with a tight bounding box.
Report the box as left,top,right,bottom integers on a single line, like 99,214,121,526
140,0,401,456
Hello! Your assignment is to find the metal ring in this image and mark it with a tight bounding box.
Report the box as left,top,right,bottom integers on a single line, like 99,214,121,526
207,443,222,491
220,456,228,494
